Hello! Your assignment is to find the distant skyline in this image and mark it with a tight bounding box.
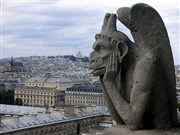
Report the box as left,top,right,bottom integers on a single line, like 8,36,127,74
1,0,179,64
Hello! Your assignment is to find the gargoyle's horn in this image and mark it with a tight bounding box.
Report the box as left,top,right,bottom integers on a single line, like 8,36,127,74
102,13,110,30
106,14,117,32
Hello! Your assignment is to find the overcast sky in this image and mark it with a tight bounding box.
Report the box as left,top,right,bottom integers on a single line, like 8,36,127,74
1,0,179,64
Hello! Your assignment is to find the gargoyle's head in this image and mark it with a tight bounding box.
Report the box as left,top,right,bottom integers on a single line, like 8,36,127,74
89,13,129,76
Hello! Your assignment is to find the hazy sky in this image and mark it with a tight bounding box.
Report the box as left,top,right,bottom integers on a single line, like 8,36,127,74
1,0,180,64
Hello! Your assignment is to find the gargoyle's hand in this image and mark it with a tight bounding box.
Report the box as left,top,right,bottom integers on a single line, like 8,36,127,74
103,52,119,82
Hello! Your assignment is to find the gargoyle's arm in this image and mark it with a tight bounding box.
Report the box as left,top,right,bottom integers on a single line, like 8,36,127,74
100,77,125,124
103,53,156,129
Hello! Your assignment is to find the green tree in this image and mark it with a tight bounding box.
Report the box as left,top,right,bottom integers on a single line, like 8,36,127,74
0,92,3,104
177,102,180,111
3,90,14,104
14,98,23,105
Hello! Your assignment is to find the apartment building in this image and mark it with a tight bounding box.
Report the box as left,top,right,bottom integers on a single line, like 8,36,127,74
15,76,89,107
14,87,64,107
65,85,106,107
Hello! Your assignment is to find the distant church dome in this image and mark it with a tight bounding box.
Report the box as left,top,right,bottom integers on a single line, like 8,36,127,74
76,49,82,58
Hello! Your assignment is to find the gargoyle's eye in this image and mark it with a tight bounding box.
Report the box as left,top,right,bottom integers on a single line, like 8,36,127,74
99,46,106,50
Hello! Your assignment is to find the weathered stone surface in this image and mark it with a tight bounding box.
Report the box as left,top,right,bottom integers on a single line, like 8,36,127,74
89,2,178,131
103,126,180,135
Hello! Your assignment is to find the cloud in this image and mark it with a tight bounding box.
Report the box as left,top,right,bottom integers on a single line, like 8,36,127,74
1,0,180,64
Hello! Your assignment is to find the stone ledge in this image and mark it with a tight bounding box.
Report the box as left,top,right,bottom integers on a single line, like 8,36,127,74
103,126,180,135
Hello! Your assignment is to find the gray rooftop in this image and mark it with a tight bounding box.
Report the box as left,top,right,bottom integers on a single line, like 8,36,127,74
0,104,66,132
26,76,88,83
0,104,109,133
0,104,48,116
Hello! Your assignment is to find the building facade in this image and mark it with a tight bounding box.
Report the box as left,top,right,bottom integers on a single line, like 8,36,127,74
15,76,89,107
65,85,106,107
14,87,64,107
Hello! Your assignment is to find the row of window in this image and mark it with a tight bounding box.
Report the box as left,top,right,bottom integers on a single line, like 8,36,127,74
65,100,105,104
27,83,45,86
27,83,56,87
65,101,106,106
15,95,55,99
66,92,103,95
23,99,54,105
66,96,104,100
15,90,55,95
26,83,74,87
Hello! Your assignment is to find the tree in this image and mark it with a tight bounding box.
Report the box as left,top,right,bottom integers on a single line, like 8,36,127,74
14,98,23,105
177,102,180,111
3,90,14,104
0,92,3,104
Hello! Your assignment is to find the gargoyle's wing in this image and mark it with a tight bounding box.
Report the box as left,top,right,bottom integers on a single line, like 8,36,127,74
117,3,178,125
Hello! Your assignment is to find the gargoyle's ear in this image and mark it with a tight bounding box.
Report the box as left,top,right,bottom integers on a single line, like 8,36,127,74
116,41,128,63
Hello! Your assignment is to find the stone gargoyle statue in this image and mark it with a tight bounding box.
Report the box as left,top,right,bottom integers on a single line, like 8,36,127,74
90,3,178,130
